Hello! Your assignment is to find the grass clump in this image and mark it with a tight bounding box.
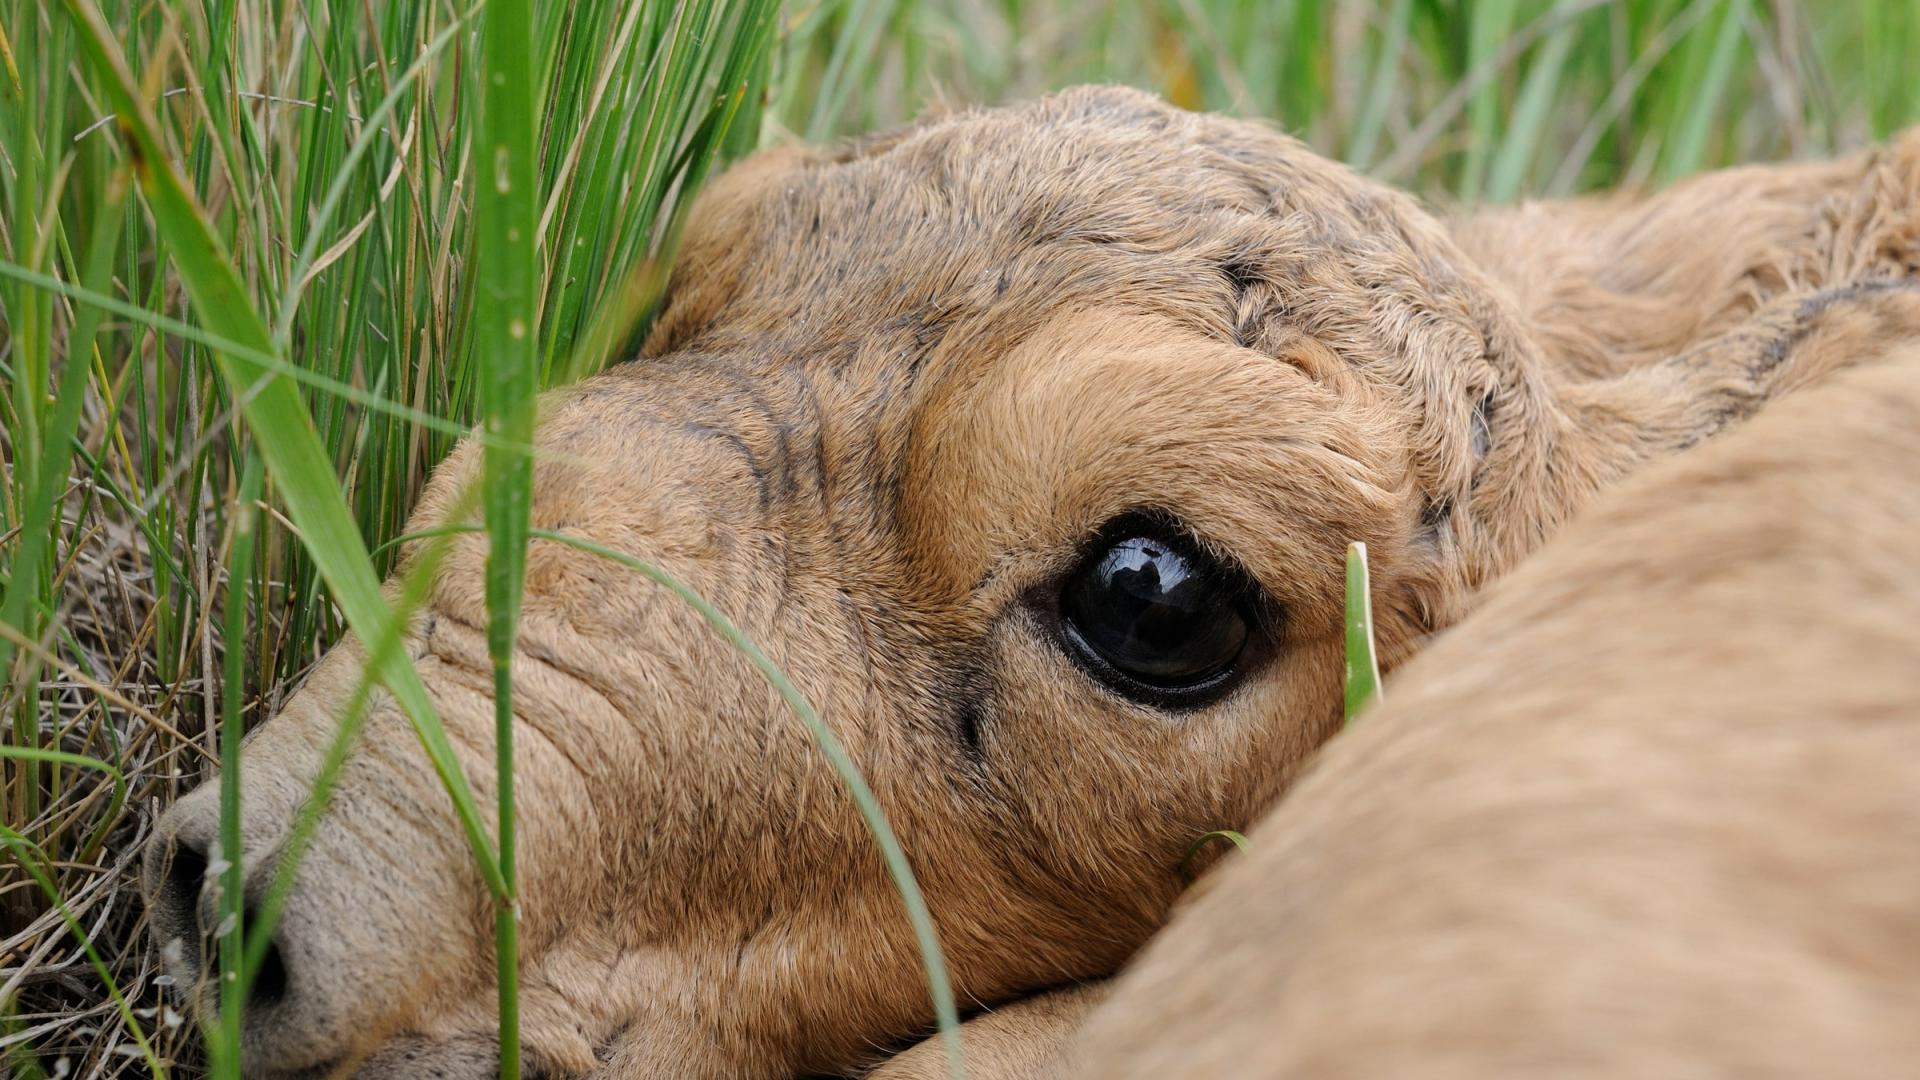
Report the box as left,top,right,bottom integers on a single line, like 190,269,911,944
3,0,778,1072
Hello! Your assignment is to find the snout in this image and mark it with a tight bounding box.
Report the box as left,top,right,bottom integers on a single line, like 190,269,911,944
138,366,880,1077
141,706,485,1074
143,787,291,1022
145,794,501,1077
140,632,516,1075
143,778,382,1077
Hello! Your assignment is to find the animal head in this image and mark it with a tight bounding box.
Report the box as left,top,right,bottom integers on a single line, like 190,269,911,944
141,86,1902,1078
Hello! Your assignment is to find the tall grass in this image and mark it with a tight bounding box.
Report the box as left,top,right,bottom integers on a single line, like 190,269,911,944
2,1,1915,1076
2,0,779,1072
782,1,1918,196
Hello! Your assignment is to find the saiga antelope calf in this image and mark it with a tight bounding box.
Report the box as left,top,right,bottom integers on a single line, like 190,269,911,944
141,87,1920,1078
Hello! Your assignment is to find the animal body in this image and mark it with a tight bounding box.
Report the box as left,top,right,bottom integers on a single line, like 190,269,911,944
139,87,1920,1078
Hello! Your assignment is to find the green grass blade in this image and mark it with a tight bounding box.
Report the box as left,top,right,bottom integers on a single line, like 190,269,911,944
1349,0,1415,171
1344,541,1382,725
238,495,477,1011
374,523,969,1080
0,747,125,860
0,160,124,761
1,0,56,833
210,453,263,1080
1459,0,1521,198
1179,828,1249,881
1661,0,1753,184
805,0,903,141
0,260,560,457
473,0,541,1068
269,4,477,352
532,526,969,1080
1486,21,1579,202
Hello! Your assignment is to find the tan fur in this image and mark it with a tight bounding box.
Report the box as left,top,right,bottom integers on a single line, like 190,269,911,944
1070,344,1920,1078
138,87,1920,1079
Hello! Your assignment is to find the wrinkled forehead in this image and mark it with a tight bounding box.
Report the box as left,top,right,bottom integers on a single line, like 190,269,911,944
648,87,1405,361
617,89,1423,605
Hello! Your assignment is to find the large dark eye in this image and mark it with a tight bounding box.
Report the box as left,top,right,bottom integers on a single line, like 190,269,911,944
1057,521,1254,709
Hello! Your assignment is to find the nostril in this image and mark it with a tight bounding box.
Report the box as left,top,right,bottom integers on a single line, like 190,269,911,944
157,837,210,949
247,899,290,1009
152,831,298,1014
165,840,208,904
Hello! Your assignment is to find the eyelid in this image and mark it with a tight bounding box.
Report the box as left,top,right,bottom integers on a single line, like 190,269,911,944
1068,511,1267,611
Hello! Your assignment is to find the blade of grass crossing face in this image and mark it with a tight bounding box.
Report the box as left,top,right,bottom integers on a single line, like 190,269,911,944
210,453,263,1080
236,508,472,995
474,0,541,1068
1344,541,1382,725
59,0,504,896
525,527,969,1080
382,521,970,1079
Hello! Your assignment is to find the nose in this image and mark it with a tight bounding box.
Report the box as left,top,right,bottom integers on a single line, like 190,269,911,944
138,670,502,1075
132,372,823,1072
143,794,291,1018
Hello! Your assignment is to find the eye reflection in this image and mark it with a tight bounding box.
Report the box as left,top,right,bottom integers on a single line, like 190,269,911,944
1058,527,1253,706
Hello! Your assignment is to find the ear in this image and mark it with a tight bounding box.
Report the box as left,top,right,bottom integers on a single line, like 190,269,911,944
1448,128,1920,381
642,144,827,355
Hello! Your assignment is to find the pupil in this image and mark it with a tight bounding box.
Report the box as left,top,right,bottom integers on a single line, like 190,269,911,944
1066,535,1248,686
